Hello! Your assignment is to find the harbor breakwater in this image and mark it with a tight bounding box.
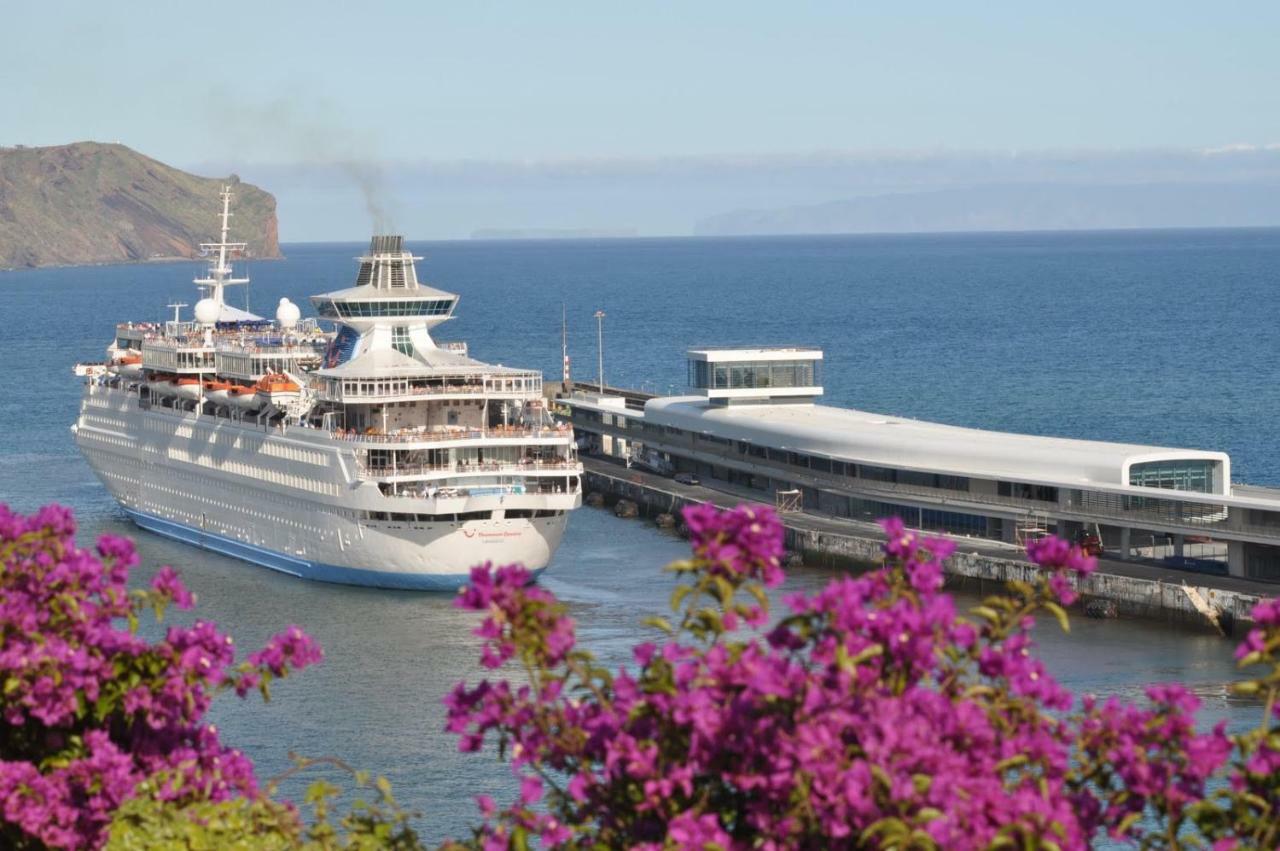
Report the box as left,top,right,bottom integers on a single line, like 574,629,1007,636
583,466,1263,634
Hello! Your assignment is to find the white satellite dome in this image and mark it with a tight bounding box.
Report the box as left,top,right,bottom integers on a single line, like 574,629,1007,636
276,298,301,329
193,297,221,325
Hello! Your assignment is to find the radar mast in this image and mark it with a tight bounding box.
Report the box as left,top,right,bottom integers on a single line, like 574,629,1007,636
193,186,250,307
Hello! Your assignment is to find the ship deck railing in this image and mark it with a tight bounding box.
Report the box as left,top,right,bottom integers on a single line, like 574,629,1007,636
389,481,573,500
314,381,543,402
138,329,328,348
360,459,581,479
317,383,489,398
325,424,573,444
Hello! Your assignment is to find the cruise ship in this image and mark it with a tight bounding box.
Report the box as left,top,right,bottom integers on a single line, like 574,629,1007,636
73,189,582,590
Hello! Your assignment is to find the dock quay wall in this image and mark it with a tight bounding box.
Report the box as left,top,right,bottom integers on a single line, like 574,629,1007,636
583,468,1262,633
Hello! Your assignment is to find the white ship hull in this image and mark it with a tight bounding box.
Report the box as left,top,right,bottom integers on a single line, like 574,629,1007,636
74,384,576,590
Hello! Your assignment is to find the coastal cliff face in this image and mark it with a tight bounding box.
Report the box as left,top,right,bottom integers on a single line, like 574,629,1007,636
0,142,281,269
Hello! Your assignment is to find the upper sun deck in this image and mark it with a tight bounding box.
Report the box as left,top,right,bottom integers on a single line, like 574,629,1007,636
310,345,543,403
137,321,326,350
136,318,329,375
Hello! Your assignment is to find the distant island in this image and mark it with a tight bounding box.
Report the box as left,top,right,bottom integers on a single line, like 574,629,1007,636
0,142,280,269
694,182,1280,237
470,227,638,240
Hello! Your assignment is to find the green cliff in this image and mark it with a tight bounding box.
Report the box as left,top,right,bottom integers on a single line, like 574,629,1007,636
0,142,280,269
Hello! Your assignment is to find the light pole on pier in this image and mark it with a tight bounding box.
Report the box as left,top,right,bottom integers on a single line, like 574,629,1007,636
594,309,606,393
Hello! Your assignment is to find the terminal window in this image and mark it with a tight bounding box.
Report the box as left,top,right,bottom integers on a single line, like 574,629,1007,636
1128,460,1216,493
689,359,820,390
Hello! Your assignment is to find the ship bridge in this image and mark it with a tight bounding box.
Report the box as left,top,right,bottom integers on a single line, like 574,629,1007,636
310,235,467,375
310,235,458,331
307,235,544,412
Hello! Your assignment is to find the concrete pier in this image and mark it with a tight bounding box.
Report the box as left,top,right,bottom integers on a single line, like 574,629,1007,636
582,458,1271,633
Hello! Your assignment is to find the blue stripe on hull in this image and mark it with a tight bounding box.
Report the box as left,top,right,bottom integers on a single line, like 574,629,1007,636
122,508,533,592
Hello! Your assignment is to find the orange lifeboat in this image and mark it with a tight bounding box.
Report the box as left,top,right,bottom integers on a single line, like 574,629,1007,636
112,353,144,379
254,374,301,408
227,385,263,411
147,372,177,396
174,376,203,401
204,380,233,404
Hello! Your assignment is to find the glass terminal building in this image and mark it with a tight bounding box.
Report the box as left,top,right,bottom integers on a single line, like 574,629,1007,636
567,347,1280,584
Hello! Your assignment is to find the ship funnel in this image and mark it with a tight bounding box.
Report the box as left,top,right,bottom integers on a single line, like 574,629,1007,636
369,235,404,254
354,235,419,290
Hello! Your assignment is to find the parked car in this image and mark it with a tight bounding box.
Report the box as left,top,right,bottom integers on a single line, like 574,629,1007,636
673,472,701,486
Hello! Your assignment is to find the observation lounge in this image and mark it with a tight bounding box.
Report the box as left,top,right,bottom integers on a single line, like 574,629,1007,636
567,348,1280,584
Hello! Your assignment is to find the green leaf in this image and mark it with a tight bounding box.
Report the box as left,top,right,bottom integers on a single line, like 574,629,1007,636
713,575,735,606
1044,601,1070,634
643,616,674,635
860,817,907,842
849,644,885,666
996,754,1028,772
1116,811,1142,835
670,584,693,611
972,605,1002,623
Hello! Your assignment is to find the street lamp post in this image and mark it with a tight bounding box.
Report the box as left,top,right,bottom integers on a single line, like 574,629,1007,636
593,310,606,393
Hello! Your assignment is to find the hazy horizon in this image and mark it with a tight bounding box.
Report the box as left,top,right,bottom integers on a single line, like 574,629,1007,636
181,146,1280,241
5,1,1280,240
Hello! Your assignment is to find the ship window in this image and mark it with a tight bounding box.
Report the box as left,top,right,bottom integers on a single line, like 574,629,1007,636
392,326,413,356
332,298,453,318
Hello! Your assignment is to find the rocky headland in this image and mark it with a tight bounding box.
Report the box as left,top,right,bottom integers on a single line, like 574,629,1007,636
0,142,280,269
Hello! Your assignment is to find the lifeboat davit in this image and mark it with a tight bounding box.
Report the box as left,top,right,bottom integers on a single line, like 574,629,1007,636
255,374,302,408
174,377,203,401
227,385,263,411
204,380,232,405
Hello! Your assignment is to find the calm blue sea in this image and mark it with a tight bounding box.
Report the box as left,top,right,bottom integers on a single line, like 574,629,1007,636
1,229,1276,840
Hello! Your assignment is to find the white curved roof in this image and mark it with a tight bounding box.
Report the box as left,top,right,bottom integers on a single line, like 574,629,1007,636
316,345,531,378
314,283,457,302
643,398,1230,490
212,303,264,323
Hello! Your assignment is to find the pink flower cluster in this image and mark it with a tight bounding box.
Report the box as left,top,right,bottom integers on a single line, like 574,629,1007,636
0,504,323,849
446,505,1280,850
683,503,785,587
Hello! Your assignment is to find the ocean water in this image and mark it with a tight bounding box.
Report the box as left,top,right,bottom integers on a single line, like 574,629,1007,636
1,229,1277,840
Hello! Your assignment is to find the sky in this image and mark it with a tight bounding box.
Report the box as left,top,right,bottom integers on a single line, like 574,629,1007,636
3,1,1280,239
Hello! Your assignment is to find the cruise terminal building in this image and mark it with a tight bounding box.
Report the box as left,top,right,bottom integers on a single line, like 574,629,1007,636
566,347,1280,584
